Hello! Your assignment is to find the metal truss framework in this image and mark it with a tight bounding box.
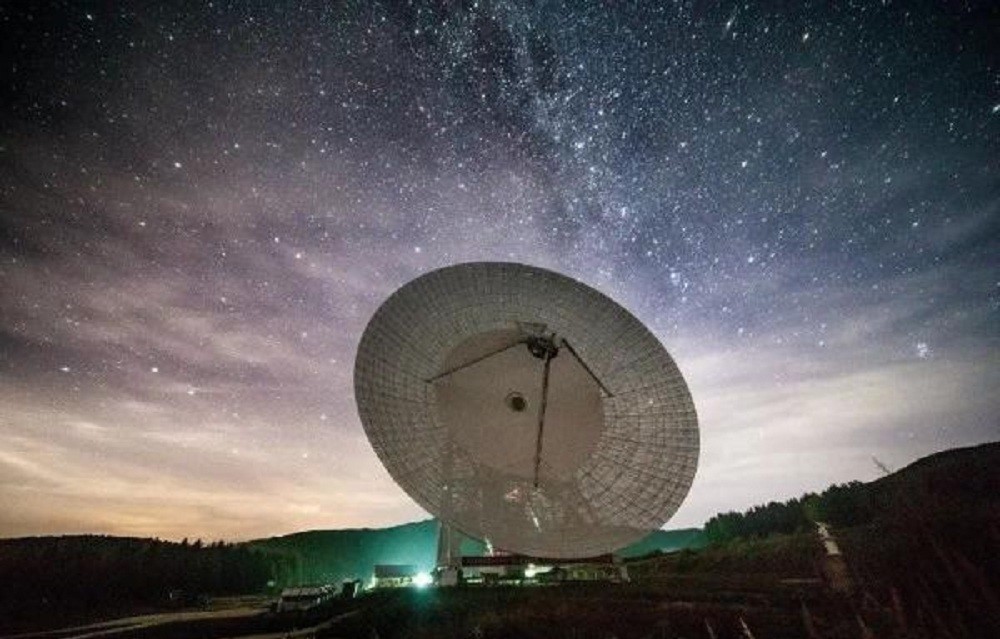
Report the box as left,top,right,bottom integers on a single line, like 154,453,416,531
354,262,699,559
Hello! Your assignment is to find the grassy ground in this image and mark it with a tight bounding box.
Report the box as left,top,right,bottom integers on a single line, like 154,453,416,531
629,531,819,579
319,585,815,639
315,534,834,639
314,517,1000,639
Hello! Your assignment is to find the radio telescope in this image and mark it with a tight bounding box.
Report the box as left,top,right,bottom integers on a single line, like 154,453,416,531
354,262,698,560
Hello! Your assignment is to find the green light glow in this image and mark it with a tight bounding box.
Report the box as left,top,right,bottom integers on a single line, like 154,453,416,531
413,571,433,588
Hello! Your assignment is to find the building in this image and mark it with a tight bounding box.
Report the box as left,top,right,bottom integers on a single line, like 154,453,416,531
372,564,418,588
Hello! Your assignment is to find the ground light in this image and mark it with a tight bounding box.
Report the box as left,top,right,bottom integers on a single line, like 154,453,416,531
524,563,550,579
413,571,433,588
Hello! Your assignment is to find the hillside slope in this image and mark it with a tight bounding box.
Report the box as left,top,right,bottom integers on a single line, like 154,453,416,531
642,441,1000,638
704,440,1000,541
871,440,1000,504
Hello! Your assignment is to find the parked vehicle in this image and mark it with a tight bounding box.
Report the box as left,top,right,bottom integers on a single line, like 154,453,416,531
275,585,333,613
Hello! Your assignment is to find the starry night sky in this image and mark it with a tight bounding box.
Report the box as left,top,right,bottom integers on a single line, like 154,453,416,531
1,2,997,541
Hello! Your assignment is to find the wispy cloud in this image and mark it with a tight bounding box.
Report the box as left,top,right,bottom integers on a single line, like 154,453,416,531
1,1,996,541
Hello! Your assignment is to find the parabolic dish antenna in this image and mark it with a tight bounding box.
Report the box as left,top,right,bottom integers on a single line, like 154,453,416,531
354,262,698,559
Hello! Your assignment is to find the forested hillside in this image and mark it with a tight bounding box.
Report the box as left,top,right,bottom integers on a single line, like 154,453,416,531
248,519,441,585
0,536,298,633
0,518,706,632
703,441,1000,542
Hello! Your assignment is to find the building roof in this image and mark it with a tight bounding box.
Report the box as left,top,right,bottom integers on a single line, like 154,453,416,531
374,564,417,578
